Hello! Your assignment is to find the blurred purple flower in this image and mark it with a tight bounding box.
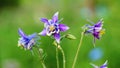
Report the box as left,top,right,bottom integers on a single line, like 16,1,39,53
84,19,105,43
90,60,108,68
39,12,69,43
18,28,39,50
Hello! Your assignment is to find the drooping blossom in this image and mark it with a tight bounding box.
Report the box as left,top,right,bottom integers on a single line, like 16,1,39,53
84,19,105,43
18,28,39,50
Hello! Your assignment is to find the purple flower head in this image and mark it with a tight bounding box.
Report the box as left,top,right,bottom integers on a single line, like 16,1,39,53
39,12,69,43
84,19,105,43
18,28,39,50
90,60,108,68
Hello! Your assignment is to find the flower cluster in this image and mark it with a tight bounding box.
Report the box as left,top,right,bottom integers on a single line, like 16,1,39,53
17,12,107,68
18,12,69,50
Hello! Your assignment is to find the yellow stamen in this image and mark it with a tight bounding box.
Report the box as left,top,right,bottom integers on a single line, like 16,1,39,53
18,43,24,49
100,30,105,35
49,26,55,31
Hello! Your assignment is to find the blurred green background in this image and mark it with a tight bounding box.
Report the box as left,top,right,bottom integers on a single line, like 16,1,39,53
0,0,120,68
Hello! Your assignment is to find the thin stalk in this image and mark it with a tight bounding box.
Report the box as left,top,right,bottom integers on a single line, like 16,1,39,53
41,60,46,68
36,47,46,68
72,31,84,68
58,45,66,68
56,44,59,68
93,37,96,47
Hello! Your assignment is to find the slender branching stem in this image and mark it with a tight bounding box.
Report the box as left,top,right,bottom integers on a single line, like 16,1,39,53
56,44,59,68
58,45,66,68
72,31,84,68
36,47,46,68
41,60,46,68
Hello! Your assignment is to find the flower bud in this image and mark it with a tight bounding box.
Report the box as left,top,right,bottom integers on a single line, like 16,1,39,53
65,34,76,40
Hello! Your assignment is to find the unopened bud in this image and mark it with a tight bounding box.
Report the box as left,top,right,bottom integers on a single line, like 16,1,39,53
39,48,43,54
65,34,76,40
53,41,58,46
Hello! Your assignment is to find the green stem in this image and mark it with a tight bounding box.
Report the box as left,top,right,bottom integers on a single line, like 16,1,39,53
41,60,46,68
72,31,84,68
36,47,46,68
58,45,66,68
56,45,59,68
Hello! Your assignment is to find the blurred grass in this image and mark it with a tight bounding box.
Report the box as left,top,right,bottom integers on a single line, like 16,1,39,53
0,0,120,68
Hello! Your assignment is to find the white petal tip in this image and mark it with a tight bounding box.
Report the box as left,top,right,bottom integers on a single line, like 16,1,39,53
54,12,59,16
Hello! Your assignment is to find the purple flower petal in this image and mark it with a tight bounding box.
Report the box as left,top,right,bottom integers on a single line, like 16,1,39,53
100,65,107,68
54,33,60,43
48,19,54,24
94,27,102,32
41,18,49,24
86,29,94,33
27,39,35,50
28,33,37,39
93,32,100,39
52,12,59,23
39,28,47,36
18,28,27,38
92,32,99,44
87,25,94,29
59,24,69,32
95,20,103,27
100,60,108,68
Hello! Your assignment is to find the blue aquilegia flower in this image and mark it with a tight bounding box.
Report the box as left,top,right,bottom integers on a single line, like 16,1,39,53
90,60,108,68
84,19,105,43
18,28,39,50
39,12,69,43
